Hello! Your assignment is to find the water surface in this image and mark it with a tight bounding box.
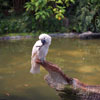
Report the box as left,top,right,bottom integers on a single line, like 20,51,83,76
0,38,100,100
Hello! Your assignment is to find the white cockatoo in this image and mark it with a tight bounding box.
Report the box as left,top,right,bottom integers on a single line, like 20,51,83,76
30,34,52,74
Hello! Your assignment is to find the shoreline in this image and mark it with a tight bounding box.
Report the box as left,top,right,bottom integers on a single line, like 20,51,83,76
0,32,100,40
0,33,79,41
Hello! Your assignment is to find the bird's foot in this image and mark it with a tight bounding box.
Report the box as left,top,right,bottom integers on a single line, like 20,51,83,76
40,59,45,64
36,58,45,64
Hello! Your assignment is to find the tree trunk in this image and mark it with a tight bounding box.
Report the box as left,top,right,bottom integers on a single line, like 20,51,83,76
13,0,27,14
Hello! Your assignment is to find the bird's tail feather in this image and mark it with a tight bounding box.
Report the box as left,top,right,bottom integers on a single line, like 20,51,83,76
30,63,40,74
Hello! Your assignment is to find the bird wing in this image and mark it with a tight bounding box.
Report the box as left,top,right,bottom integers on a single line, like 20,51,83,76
30,40,43,74
31,40,42,63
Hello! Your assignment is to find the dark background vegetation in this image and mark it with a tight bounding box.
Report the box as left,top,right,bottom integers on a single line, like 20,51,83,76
0,0,100,34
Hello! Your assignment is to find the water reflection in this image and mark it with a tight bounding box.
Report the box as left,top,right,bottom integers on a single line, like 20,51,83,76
0,38,100,100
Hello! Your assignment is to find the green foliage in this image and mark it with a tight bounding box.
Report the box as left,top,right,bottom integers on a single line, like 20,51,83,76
68,0,100,32
25,0,52,20
0,0,100,34
23,12,67,33
0,16,27,34
0,14,66,34
25,0,75,20
0,0,9,18
0,0,10,9
24,0,100,33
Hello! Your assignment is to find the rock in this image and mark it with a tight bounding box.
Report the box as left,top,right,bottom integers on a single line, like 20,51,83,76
0,35,33,40
50,33,78,38
79,33,100,39
82,31,93,35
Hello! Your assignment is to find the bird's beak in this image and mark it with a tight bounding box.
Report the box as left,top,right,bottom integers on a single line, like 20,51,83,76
41,39,46,45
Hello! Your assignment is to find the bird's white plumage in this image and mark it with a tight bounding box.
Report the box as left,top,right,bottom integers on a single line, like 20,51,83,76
30,34,51,74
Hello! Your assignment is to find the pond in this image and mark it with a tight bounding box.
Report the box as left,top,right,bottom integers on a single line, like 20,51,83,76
0,38,100,100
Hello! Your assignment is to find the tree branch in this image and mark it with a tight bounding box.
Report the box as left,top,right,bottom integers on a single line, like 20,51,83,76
36,59,100,100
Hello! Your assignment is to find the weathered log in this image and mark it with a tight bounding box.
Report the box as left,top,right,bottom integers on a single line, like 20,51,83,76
36,59,100,100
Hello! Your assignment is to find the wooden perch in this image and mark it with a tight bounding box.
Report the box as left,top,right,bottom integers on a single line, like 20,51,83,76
36,59,100,100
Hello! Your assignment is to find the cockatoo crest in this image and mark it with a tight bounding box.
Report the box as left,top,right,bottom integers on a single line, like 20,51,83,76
39,34,51,45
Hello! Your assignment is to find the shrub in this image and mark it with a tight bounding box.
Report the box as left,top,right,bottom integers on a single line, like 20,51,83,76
66,0,100,32
0,14,67,34
0,16,27,34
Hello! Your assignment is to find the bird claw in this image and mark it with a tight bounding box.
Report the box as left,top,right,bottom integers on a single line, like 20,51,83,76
41,59,45,64
36,58,44,64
